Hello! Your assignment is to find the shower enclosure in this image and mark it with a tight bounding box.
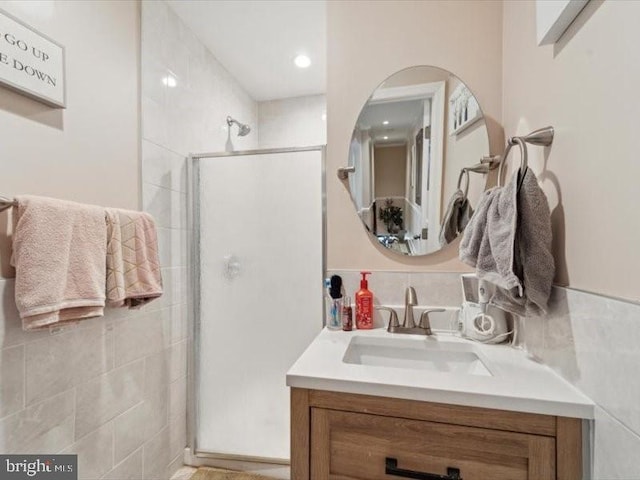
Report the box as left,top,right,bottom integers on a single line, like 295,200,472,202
187,146,325,471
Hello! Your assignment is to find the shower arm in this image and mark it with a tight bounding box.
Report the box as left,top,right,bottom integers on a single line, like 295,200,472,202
226,116,251,136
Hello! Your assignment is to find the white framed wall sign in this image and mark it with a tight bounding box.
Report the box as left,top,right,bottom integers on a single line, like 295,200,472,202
536,0,589,46
0,9,66,108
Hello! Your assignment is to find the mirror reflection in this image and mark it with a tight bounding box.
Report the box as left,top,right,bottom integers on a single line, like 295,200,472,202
348,66,491,256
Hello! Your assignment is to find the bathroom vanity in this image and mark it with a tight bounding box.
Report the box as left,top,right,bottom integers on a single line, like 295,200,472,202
287,329,593,480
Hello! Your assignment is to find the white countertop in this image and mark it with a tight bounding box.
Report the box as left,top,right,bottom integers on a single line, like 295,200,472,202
286,328,594,419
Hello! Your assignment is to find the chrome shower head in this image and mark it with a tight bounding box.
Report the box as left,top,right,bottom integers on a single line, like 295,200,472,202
226,116,251,137
238,123,251,136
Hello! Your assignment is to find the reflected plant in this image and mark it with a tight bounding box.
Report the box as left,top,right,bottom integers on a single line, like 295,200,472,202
379,198,404,234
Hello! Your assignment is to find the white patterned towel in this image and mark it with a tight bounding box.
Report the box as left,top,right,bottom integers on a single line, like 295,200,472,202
106,209,163,308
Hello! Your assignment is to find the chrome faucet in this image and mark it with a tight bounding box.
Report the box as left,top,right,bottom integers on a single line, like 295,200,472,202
376,286,446,336
403,287,418,328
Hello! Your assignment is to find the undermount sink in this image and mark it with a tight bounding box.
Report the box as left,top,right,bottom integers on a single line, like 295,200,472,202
342,335,493,376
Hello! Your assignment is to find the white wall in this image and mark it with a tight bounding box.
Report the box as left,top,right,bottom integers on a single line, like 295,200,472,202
502,1,640,477
0,0,140,277
502,0,640,302
258,94,326,149
0,2,188,480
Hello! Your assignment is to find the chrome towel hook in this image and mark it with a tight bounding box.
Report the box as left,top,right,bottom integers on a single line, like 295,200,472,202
0,196,17,213
497,126,554,187
498,137,527,187
457,168,470,200
337,165,355,180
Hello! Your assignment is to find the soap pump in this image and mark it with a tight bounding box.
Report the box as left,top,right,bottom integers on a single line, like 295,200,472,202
355,271,373,329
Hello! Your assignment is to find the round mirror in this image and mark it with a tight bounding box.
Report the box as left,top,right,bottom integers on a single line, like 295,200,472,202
347,66,491,256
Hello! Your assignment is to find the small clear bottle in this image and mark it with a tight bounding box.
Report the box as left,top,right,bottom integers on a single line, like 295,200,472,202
342,296,353,331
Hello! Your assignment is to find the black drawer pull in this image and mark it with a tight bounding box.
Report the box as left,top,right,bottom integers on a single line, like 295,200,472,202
385,458,462,480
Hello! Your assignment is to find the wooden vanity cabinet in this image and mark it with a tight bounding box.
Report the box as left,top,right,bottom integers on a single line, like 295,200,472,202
291,388,582,480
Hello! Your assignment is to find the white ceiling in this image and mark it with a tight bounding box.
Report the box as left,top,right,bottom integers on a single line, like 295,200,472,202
357,100,424,144
166,0,326,102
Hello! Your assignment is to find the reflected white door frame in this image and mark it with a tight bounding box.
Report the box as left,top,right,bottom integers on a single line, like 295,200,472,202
369,81,446,253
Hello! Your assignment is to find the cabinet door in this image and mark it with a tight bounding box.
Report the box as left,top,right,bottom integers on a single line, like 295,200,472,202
310,408,555,480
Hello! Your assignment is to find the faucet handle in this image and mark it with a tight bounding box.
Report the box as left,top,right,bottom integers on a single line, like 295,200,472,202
376,306,399,332
418,308,446,335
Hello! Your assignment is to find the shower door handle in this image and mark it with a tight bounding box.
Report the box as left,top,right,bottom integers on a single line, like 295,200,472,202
223,254,241,280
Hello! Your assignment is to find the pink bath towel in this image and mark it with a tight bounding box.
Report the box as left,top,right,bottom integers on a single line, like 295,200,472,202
105,208,163,308
11,195,107,330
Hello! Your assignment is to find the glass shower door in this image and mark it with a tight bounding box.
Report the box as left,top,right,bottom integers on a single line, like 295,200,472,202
193,147,324,462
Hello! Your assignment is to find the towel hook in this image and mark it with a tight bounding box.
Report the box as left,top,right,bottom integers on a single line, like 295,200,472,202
497,136,528,187
337,165,356,180
456,168,470,200
497,126,554,187
0,196,17,213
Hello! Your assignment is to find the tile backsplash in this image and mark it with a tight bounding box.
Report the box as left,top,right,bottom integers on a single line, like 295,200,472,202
326,270,464,330
524,287,640,478
327,270,464,307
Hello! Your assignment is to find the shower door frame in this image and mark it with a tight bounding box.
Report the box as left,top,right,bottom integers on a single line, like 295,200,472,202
186,146,327,468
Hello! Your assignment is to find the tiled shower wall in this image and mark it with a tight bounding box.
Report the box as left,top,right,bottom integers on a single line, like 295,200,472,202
140,0,260,476
141,1,258,156
141,0,328,474
524,288,640,478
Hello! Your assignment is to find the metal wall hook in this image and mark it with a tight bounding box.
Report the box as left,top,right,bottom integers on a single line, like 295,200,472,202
516,126,554,147
498,126,554,187
337,165,355,180
0,196,17,213
498,137,527,187
456,168,470,199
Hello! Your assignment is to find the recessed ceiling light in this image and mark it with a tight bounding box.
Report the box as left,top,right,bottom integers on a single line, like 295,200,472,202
382,120,389,125
383,136,389,140
162,74,177,88
294,54,311,68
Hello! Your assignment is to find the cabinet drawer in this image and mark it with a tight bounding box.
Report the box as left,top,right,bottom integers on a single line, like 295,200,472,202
310,408,555,480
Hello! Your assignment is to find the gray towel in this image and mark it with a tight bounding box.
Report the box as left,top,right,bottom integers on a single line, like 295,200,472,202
439,189,473,246
459,169,554,316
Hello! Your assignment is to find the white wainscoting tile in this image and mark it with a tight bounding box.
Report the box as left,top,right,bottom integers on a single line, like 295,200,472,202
75,359,145,439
